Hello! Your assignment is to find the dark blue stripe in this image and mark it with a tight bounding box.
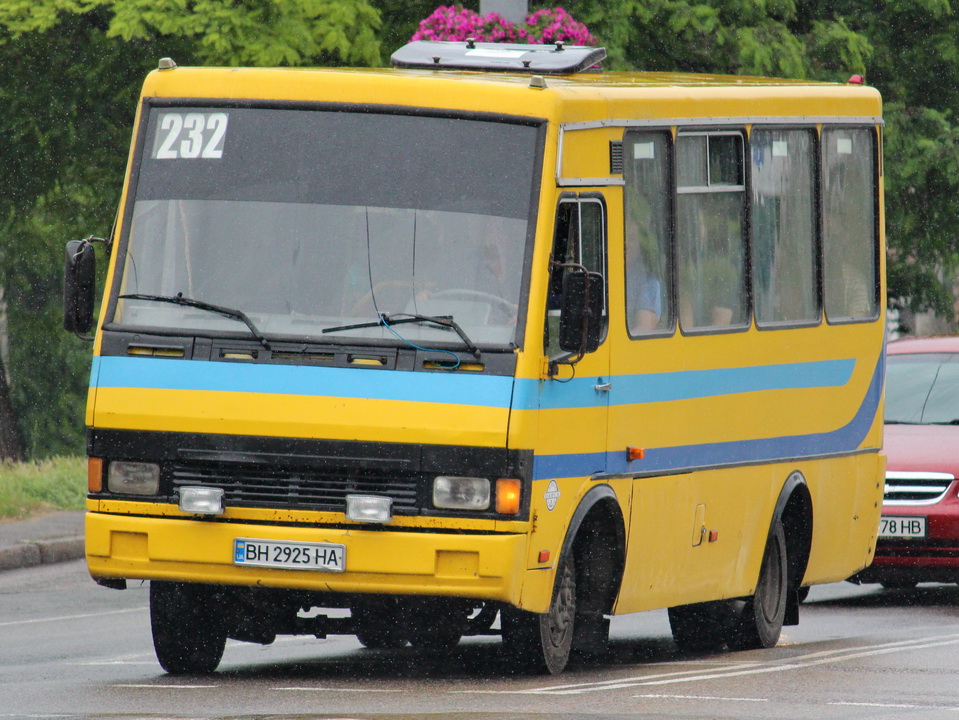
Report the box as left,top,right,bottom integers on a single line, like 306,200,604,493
531,354,883,480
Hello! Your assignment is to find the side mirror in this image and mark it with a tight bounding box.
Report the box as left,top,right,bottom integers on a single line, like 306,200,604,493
63,239,96,334
558,268,604,355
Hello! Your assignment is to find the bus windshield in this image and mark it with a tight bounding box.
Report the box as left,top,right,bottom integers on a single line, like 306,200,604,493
112,106,540,348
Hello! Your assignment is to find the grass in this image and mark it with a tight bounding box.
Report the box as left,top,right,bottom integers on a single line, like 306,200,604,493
0,456,86,520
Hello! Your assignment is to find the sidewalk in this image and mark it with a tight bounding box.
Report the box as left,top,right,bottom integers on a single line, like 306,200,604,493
0,511,85,572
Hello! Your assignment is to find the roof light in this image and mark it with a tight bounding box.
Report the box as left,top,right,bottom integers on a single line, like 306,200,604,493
848,74,865,84
390,41,606,75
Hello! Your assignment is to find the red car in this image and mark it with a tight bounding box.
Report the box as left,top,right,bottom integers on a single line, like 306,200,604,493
851,335,959,588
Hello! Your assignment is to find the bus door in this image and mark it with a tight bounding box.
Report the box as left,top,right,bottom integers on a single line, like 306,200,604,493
532,194,611,568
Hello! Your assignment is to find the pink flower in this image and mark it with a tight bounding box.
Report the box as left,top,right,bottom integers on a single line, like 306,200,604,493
411,5,595,45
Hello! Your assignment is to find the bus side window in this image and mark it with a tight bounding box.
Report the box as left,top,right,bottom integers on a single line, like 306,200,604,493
545,197,607,357
676,132,748,331
623,131,672,336
750,128,818,325
822,127,878,322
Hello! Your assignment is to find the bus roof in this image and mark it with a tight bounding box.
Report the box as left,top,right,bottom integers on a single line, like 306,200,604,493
141,51,883,124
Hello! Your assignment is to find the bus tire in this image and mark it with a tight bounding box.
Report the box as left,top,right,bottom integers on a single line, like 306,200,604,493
502,555,576,675
667,601,730,653
150,581,226,674
725,519,788,650
352,598,409,649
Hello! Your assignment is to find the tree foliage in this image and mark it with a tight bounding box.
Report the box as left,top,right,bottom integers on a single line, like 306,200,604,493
0,1,381,457
2,0,959,457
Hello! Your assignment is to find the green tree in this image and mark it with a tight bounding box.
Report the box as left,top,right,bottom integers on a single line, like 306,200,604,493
0,0,382,459
551,0,959,322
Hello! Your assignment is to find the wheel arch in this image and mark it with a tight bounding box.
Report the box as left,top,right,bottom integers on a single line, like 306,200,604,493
558,484,627,616
772,470,814,623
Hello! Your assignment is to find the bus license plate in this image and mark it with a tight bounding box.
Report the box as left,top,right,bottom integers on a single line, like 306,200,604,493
234,538,345,572
878,516,926,539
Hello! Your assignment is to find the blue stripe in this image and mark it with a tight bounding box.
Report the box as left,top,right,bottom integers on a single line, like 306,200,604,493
532,354,883,480
513,358,855,411
92,356,515,408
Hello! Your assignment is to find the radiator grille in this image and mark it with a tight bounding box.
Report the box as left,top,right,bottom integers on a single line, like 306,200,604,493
884,472,954,504
170,460,421,513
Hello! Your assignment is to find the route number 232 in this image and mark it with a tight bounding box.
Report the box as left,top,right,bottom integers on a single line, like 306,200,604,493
153,112,229,160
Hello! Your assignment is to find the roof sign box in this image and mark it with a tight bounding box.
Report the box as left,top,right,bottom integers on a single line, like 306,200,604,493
390,40,606,75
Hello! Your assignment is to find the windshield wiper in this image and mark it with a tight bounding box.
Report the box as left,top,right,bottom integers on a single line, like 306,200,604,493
323,312,480,359
119,293,272,351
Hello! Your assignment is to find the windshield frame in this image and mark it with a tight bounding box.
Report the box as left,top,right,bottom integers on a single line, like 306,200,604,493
103,97,546,354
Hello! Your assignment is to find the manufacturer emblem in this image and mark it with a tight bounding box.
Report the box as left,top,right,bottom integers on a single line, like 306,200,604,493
544,480,561,511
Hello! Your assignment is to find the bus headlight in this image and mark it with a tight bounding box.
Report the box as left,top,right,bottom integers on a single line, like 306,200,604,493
107,461,160,495
433,476,490,510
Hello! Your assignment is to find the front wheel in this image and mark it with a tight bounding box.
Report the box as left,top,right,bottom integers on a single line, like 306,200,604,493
150,581,227,674
502,556,577,675
725,520,788,650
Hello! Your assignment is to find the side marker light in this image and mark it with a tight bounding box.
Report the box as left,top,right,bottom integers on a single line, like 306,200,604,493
88,458,103,493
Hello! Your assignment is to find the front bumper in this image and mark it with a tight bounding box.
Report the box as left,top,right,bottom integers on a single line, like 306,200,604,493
851,498,959,584
86,509,529,604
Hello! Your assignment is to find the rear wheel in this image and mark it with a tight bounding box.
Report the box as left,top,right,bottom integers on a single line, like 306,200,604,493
668,601,730,653
725,520,788,650
502,556,577,675
880,580,918,590
150,581,227,674
352,597,409,649
407,599,468,650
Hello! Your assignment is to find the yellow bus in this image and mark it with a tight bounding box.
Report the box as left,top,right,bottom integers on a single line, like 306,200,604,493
64,41,886,675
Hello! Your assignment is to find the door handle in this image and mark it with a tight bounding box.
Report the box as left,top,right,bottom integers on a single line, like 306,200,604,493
594,381,611,392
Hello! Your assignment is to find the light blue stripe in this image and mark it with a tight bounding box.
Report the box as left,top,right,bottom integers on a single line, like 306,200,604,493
513,358,856,411
532,354,883,480
92,355,515,408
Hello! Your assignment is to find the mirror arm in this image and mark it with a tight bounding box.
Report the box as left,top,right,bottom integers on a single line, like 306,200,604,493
547,350,584,378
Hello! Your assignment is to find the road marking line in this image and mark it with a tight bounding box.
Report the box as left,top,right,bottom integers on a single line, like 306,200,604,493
274,688,398,692
635,694,768,702
457,632,959,695
0,607,142,628
112,684,217,689
829,702,957,710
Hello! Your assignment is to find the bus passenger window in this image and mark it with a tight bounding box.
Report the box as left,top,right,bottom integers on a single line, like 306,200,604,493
545,198,607,357
676,133,747,331
750,129,818,325
623,132,672,336
823,128,878,321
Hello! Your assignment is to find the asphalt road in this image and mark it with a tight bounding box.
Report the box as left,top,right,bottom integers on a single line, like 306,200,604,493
2,559,959,719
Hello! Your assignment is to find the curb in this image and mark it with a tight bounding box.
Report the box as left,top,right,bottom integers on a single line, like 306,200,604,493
0,537,85,573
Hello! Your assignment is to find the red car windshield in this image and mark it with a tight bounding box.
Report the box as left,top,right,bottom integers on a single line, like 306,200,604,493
886,352,959,425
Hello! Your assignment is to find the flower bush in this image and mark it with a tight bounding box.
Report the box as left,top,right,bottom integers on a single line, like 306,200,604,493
411,5,595,46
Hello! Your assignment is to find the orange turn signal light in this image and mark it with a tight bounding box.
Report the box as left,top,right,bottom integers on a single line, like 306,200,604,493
626,446,645,461
88,457,104,493
496,478,522,515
